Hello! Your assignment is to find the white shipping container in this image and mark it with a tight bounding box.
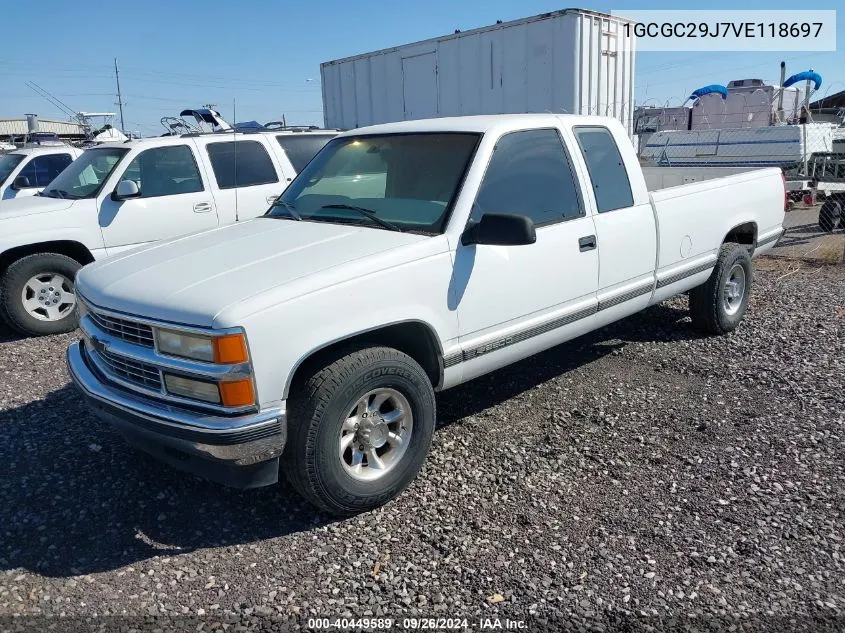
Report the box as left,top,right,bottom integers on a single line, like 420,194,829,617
321,9,636,134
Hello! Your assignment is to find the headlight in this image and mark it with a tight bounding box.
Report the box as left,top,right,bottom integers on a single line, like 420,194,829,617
164,374,221,403
155,329,248,364
163,374,255,407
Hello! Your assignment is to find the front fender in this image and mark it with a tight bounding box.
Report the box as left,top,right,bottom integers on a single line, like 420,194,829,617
233,252,459,408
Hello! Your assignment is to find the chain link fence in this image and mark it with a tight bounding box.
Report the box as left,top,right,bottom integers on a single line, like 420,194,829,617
635,103,845,265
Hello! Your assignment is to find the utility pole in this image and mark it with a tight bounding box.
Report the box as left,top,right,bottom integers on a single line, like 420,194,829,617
114,57,125,133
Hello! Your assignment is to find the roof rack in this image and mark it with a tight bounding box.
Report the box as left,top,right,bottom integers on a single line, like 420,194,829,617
264,122,323,132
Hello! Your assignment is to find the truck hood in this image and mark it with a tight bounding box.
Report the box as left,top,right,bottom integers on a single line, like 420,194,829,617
77,218,432,327
0,195,75,217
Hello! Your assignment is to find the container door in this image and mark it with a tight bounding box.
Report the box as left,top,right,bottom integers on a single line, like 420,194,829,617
402,53,437,120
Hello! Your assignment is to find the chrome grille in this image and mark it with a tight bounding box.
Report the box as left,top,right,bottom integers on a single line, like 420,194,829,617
88,310,155,348
97,348,163,390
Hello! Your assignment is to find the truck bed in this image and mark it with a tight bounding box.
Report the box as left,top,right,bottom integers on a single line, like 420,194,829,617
642,165,766,191
647,167,785,280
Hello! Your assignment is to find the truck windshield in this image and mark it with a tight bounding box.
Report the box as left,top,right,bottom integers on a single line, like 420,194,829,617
268,133,480,234
40,147,128,199
0,153,25,187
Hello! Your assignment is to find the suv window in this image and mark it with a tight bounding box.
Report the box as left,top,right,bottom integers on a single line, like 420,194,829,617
471,129,583,226
573,127,634,213
206,140,278,189
19,153,74,187
276,135,335,172
0,153,25,186
121,145,203,198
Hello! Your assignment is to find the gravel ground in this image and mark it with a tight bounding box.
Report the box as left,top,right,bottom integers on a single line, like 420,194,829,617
1,258,844,632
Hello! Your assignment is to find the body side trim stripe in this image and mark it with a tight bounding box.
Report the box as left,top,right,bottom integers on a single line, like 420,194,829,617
656,259,715,289
757,229,784,247
445,279,659,367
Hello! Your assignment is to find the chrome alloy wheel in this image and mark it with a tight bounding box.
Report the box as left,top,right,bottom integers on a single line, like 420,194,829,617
339,388,413,482
722,263,746,316
21,273,76,322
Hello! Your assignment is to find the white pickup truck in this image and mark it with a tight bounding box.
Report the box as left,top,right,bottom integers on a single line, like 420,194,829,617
0,128,337,336
0,146,84,200
67,114,785,515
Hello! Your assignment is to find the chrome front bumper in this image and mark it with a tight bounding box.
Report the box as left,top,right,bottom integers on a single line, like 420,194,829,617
67,340,287,488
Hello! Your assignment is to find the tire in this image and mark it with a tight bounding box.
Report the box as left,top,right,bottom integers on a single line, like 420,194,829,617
689,243,752,335
818,200,842,233
0,253,82,337
283,346,436,515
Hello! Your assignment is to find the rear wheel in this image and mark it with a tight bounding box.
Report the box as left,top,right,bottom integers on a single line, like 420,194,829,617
0,253,81,337
689,243,752,335
283,346,436,515
818,199,842,233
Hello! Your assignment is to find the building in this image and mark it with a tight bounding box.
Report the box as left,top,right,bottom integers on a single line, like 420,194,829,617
0,117,87,144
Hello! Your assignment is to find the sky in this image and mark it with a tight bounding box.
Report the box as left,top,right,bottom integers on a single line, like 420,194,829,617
1,0,842,136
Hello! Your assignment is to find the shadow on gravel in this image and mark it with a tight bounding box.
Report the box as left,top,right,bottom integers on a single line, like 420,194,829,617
0,302,700,578
0,384,334,578
0,323,23,344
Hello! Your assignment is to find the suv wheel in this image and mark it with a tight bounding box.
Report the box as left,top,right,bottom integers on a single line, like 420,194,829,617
0,253,81,336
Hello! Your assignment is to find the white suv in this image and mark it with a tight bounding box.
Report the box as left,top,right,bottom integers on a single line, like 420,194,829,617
0,128,338,336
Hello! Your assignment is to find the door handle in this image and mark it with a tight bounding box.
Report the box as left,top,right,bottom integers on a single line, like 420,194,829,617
193,202,212,213
578,235,597,252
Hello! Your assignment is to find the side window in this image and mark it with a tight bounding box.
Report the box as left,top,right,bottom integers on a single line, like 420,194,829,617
19,153,74,187
472,129,583,226
122,145,203,198
206,140,279,189
573,127,634,213
275,135,334,172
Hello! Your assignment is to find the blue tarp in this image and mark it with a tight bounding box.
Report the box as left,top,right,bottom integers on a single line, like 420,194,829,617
783,71,822,91
687,84,728,102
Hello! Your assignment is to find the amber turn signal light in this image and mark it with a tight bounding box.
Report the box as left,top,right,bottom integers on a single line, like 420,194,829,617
213,334,249,364
219,379,255,407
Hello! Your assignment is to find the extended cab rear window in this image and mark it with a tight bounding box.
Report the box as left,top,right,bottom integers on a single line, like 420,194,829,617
573,127,634,213
206,140,279,189
276,135,335,172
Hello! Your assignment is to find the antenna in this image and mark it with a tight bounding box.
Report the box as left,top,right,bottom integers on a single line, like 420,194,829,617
114,58,126,133
233,97,238,222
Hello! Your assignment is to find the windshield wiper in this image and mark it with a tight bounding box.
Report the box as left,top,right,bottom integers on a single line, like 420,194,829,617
320,204,403,232
269,198,302,220
45,188,68,199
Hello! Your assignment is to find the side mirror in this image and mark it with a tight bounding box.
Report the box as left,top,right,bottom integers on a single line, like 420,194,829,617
112,179,140,201
11,175,31,190
461,213,537,246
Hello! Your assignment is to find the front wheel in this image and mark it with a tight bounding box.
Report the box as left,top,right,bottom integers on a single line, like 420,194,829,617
0,253,81,337
689,243,752,335
283,346,436,515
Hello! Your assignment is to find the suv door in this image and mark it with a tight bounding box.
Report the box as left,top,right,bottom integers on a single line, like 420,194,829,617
453,128,600,375
98,142,219,255
204,139,285,221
